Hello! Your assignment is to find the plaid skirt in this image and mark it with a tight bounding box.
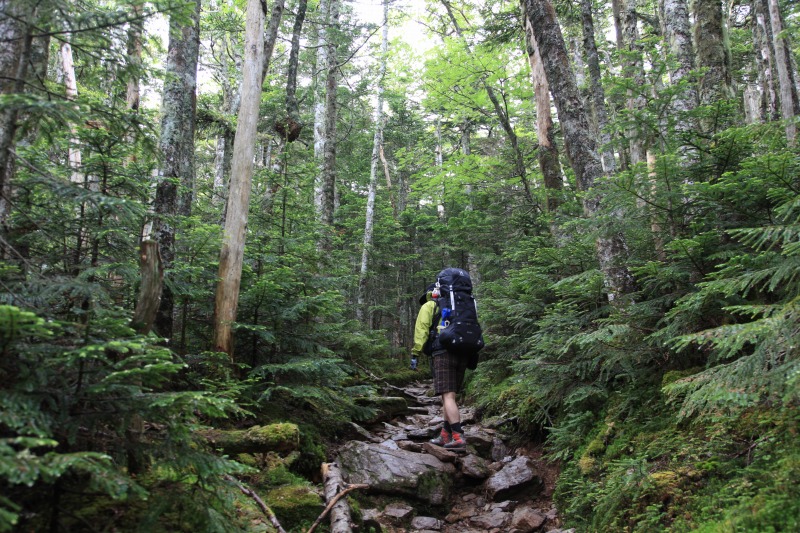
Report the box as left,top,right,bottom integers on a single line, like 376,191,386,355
432,349,468,395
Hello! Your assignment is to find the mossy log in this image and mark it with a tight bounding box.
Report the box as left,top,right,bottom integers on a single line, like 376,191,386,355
201,423,300,455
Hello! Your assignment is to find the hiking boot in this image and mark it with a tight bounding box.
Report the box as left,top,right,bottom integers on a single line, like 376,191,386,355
430,429,452,446
443,431,466,450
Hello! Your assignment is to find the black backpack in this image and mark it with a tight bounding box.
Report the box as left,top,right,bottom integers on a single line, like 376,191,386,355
433,267,485,358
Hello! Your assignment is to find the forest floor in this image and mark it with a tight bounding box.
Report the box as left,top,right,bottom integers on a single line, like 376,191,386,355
331,379,570,533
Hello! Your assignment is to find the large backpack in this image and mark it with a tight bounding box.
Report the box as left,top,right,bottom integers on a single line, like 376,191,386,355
433,267,485,358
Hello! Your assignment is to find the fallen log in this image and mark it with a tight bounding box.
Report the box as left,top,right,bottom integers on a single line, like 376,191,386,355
200,423,300,455
305,462,368,533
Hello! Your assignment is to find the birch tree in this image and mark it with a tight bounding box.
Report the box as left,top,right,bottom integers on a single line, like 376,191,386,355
356,0,388,323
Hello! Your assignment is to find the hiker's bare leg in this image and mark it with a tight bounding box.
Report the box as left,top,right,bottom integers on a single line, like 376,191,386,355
442,392,460,424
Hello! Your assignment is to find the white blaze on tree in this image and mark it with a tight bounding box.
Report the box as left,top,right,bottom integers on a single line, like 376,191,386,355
213,0,265,357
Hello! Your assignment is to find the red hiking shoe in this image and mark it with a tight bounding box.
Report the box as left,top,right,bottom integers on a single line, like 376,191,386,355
443,431,466,450
430,428,452,446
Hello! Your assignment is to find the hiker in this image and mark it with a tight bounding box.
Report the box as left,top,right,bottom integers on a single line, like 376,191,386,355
411,281,469,450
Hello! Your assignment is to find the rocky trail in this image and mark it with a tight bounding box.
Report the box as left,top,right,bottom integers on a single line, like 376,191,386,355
322,380,572,533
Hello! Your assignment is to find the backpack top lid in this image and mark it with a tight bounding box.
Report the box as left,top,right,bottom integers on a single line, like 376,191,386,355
436,267,472,292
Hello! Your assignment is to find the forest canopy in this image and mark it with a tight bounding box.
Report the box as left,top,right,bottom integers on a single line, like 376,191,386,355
0,0,799,531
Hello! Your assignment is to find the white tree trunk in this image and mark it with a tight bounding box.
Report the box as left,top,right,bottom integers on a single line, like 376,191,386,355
313,0,330,218
61,41,83,185
213,0,265,356
357,0,388,322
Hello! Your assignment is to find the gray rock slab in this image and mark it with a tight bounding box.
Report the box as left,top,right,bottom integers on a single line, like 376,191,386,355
337,441,455,505
484,456,543,501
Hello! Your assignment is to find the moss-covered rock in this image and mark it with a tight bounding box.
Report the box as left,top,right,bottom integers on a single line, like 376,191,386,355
265,484,324,528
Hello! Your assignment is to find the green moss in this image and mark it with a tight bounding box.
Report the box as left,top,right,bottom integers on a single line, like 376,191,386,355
265,484,324,528
416,470,451,504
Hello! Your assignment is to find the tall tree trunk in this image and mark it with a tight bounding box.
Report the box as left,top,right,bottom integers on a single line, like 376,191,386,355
319,0,340,233
660,0,697,141
621,0,645,166
61,40,82,185
753,0,778,122
313,0,330,221
357,0,388,322
525,0,637,302
126,1,143,111
211,16,242,213
0,1,28,238
154,0,201,340
581,0,615,174
261,0,286,85
766,0,799,144
693,0,732,109
522,9,562,212
213,0,266,357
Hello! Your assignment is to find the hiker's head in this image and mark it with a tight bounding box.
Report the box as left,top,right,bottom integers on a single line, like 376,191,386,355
419,283,436,305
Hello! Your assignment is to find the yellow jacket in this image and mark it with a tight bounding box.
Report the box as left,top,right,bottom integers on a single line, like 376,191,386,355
412,299,437,356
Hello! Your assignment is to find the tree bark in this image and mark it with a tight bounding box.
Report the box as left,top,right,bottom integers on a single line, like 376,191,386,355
621,0,645,166
313,0,330,220
319,0,340,233
213,0,265,357
524,0,637,302
0,0,29,231
357,0,388,322
153,0,201,341
522,8,562,212
659,0,698,152
693,0,732,109
581,0,615,174
126,1,144,111
61,40,83,185
261,0,286,86
753,0,778,122
766,0,799,145
131,240,163,334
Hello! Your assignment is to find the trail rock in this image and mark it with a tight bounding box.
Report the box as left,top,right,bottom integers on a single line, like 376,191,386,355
383,502,414,523
469,510,511,530
398,440,424,452
463,427,495,457
423,442,459,463
484,456,542,501
511,504,547,532
337,441,455,504
460,453,491,479
411,516,443,530
491,436,512,461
